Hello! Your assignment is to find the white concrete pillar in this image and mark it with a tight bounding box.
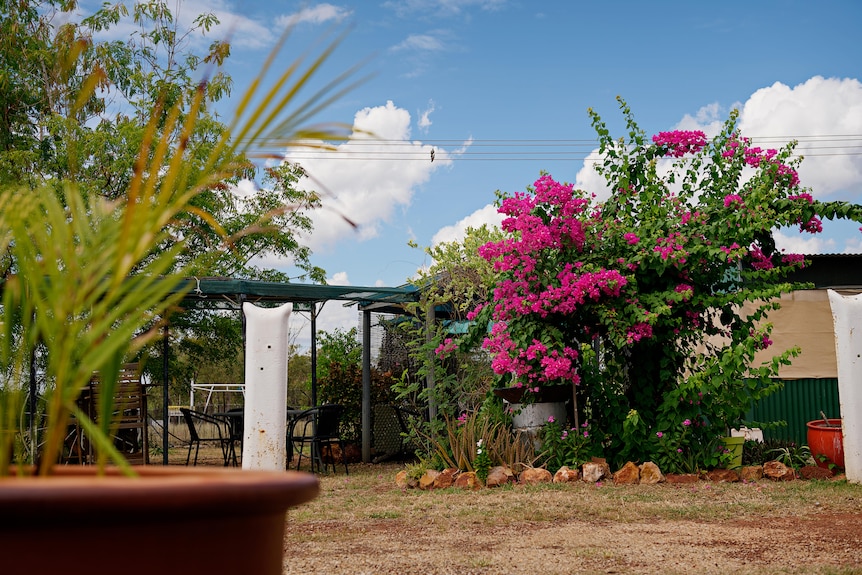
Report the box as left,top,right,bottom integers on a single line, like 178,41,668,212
827,289,862,483
242,302,292,471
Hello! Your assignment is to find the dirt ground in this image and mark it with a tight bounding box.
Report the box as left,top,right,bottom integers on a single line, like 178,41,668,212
164,446,862,575
283,512,862,575
280,463,862,575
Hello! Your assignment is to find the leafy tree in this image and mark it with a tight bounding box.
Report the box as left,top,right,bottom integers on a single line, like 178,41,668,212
1,1,364,428
0,1,331,353
286,346,312,407
317,327,362,385
0,1,327,282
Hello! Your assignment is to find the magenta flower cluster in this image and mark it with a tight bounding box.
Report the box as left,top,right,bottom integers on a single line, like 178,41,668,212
434,337,458,358
470,117,837,412
652,130,707,158
722,134,800,188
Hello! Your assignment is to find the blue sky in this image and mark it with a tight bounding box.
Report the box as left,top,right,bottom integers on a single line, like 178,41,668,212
87,0,862,350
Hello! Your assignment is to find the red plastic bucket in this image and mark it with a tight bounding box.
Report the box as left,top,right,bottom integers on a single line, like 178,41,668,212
807,418,845,469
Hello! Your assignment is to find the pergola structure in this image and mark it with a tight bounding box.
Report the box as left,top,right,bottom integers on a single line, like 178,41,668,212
158,277,421,464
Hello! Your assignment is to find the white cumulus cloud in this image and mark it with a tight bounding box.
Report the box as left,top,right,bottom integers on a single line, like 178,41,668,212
431,204,504,246
284,101,458,251
418,100,436,132
737,76,862,201
276,3,352,26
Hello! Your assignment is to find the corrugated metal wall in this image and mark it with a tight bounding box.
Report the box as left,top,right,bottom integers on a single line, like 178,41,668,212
746,378,841,445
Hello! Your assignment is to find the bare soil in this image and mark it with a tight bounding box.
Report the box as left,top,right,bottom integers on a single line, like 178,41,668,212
164,447,862,574
281,463,862,575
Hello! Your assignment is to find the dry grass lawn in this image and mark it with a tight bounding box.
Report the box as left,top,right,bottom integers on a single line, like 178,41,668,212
162,441,862,574
282,462,862,575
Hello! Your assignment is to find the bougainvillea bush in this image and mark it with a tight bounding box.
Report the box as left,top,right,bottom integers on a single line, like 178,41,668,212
467,97,862,470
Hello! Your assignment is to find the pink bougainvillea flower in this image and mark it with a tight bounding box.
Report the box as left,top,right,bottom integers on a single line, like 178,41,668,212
723,194,743,208
652,130,707,157
781,253,805,267
434,337,458,357
801,216,823,234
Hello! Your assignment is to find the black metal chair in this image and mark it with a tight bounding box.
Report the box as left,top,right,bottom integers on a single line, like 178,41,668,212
179,408,233,466
392,404,423,459
223,407,244,466
287,404,348,474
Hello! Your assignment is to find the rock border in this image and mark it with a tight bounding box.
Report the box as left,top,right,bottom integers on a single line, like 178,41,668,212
396,458,843,490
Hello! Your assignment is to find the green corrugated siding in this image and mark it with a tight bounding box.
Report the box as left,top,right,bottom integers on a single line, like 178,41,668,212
745,378,841,446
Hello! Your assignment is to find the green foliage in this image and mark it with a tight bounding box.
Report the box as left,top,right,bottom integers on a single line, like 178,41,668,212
393,225,504,457
473,439,492,484
767,441,812,470
286,347,312,407
317,327,397,444
742,438,794,466
317,328,362,384
650,420,732,474
403,458,431,481
538,417,599,472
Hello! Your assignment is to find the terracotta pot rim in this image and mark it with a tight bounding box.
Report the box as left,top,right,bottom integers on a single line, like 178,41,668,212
0,465,319,521
806,418,842,430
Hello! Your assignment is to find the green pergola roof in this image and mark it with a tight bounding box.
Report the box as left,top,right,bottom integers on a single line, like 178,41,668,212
175,277,420,312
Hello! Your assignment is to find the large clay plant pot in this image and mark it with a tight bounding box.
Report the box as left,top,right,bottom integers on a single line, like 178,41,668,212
807,418,845,470
0,466,319,575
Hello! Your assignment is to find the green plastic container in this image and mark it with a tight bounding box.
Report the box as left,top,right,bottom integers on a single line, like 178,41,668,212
721,436,745,469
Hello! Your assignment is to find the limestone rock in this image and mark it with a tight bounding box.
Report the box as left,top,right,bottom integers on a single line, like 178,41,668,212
553,465,580,483
454,471,481,490
395,470,410,489
419,469,441,490
639,461,665,484
706,468,740,483
520,467,553,485
433,468,459,489
602,464,613,479
581,462,607,483
486,465,514,488
740,465,764,482
591,457,612,478
763,460,795,481
613,461,640,485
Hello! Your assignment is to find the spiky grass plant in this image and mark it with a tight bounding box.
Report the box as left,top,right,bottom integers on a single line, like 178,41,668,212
430,411,537,472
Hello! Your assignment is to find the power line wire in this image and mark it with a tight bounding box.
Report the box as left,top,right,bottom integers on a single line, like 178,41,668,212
241,135,862,162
